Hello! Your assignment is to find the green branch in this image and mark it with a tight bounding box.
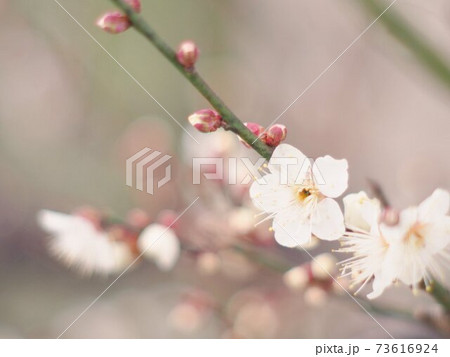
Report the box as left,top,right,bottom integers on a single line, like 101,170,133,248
110,0,273,160
361,0,450,90
429,281,450,314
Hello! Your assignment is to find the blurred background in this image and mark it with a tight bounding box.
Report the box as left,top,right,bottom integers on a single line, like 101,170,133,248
1,0,450,338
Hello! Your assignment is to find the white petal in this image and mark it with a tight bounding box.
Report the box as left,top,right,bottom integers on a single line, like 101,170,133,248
313,156,348,198
418,188,450,222
343,191,381,231
249,173,294,213
138,224,180,271
273,207,311,247
420,217,450,252
268,144,311,185
37,210,76,234
367,268,395,300
384,240,424,286
312,198,345,241
38,210,131,275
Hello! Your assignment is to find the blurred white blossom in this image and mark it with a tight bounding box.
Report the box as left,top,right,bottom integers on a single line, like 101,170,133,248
137,223,180,271
37,210,133,275
340,189,450,299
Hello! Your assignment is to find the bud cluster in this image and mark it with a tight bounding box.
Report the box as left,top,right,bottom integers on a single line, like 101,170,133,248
283,253,339,307
240,122,287,148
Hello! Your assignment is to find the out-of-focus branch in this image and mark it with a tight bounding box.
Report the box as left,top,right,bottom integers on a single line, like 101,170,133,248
110,0,274,160
367,178,391,208
429,282,450,314
360,0,450,90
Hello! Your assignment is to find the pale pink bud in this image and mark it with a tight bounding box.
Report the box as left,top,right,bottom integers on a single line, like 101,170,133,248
381,207,400,226
283,266,309,291
177,41,199,68
310,253,338,281
188,109,222,133
73,206,102,230
304,286,328,307
239,122,265,148
126,208,151,230
262,124,287,147
196,252,221,276
157,209,180,229
96,11,131,34
124,0,141,12
168,290,214,334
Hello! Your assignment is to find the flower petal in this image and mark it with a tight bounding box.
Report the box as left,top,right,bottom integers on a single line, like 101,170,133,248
138,224,180,271
420,216,450,252
37,210,77,234
367,268,395,300
249,173,294,213
343,191,381,232
273,207,312,247
418,188,450,222
313,156,348,198
268,144,311,186
312,198,345,241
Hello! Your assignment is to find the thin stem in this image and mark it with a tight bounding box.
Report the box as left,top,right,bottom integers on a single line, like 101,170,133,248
110,0,273,160
367,178,390,208
232,244,292,273
360,0,450,90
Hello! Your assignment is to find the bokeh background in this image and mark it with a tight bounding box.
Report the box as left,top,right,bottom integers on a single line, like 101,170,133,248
1,0,450,338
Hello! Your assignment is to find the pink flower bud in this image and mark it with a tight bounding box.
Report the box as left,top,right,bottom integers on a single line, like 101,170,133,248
239,122,265,148
96,11,131,34
381,207,400,226
188,109,222,133
262,124,287,147
177,41,199,68
124,0,141,12
244,122,265,137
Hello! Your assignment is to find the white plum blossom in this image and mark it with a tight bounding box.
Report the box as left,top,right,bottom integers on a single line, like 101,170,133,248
382,189,450,290
137,223,180,271
249,144,348,247
339,189,450,299
37,210,134,275
343,191,381,232
339,194,393,299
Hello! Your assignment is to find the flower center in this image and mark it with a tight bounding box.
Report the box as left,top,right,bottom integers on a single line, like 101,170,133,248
403,223,425,249
296,186,320,204
297,188,311,202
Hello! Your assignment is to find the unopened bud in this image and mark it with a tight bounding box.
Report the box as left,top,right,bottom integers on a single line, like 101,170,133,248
157,209,180,229
124,0,141,12
168,303,204,334
177,41,199,69
304,286,328,307
244,122,265,136
239,122,265,148
73,206,102,230
381,207,399,226
96,11,131,34
196,252,221,276
283,266,309,291
310,253,338,281
263,124,287,147
126,208,151,230
188,109,222,133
